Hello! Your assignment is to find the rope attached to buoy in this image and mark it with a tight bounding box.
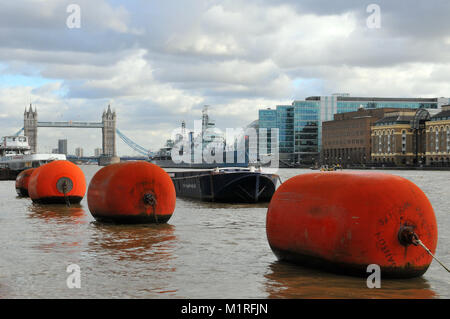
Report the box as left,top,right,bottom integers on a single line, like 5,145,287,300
413,236,450,273
277,176,283,185
398,225,450,273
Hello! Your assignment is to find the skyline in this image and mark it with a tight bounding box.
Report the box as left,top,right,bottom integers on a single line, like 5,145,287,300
2,1,450,155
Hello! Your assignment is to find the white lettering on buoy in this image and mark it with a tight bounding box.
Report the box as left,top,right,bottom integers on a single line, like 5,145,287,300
66,264,81,289
366,264,381,288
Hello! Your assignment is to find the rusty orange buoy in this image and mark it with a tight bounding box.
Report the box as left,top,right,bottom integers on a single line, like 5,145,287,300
87,161,176,224
15,168,35,197
266,172,438,278
28,161,86,204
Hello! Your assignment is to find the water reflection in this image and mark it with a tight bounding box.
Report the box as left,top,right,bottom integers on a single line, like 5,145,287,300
2,166,448,298
82,222,179,297
177,197,269,209
264,261,436,299
88,222,177,264
27,203,89,224
24,204,89,254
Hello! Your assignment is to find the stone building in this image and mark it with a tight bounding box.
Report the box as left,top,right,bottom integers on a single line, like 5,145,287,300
425,105,450,166
24,104,38,153
102,104,117,157
322,108,402,166
371,108,430,166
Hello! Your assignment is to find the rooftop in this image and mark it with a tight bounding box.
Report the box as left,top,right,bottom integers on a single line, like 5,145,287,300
304,96,439,102
430,109,450,121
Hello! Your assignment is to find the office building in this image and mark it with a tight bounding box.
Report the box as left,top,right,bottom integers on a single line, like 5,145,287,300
58,139,68,155
259,95,449,165
322,108,404,166
75,147,83,158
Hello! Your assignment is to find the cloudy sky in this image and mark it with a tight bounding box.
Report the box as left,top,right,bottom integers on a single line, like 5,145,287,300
1,0,450,155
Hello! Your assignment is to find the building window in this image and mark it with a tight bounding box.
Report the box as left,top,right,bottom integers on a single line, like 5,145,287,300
387,132,391,154
447,126,450,153
429,127,434,153
402,130,406,153
436,127,440,152
377,131,382,153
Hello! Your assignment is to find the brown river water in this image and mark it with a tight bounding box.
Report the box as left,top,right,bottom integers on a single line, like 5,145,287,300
0,166,449,298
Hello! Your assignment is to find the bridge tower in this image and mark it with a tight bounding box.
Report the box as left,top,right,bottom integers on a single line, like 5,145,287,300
24,104,38,153
102,104,117,156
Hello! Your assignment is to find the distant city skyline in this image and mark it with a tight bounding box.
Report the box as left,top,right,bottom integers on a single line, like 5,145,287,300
2,1,450,155
58,139,67,156
45,138,102,157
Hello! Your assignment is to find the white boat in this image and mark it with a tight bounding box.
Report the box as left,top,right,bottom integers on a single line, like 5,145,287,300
0,136,66,179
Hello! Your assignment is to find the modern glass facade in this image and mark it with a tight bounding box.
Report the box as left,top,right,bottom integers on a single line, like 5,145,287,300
293,101,319,164
258,109,277,154
276,105,294,154
259,95,450,165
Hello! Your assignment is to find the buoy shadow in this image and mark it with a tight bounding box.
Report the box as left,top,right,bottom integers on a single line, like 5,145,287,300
27,203,88,224
89,220,175,231
177,197,269,210
87,222,177,263
264,260,436,299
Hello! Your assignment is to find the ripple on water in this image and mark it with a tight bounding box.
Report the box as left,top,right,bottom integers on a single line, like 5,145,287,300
0,167,449,298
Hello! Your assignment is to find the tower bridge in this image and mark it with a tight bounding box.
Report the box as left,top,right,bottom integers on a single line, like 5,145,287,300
22,104,152,159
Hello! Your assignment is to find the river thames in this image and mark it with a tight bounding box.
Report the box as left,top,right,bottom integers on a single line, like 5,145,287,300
0,166,449,298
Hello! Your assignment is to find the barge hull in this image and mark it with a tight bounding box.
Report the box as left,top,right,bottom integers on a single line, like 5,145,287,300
170,170,278,203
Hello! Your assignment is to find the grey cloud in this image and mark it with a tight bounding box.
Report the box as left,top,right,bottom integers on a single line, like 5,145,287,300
2,0,450,153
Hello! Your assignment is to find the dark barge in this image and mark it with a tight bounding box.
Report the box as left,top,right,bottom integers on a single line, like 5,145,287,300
168,168,279,203
0,168,21,181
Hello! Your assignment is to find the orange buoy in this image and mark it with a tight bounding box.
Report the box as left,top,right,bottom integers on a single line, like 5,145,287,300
87,161,176,224
15,168,35,197
28,161,86,204
266,172,438,278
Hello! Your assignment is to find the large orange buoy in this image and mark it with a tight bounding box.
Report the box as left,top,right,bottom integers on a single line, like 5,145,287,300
28,161,86,204
87,161,176,224
15,168,34,197
266,172,438,278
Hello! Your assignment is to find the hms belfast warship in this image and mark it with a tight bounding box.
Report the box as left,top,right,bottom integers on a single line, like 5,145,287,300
150,106,279,203
150,106,250,169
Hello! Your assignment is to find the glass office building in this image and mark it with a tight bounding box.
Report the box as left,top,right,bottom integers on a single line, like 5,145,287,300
259,95,450,165
258,108,277,155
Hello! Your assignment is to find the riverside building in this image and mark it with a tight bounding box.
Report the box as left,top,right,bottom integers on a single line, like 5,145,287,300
371,109,430,166
259,95,449,166
322,108,402,167
425,105,450,166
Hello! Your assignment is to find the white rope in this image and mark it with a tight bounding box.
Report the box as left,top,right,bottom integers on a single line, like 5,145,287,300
416,238,450,273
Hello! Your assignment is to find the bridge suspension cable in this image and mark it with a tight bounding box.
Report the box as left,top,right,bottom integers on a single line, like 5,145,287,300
11,127,152,157
116,129,153,157
14,127,24,136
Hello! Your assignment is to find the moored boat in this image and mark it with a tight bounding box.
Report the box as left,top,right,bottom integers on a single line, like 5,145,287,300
168,167,279,203
0,136,66,180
